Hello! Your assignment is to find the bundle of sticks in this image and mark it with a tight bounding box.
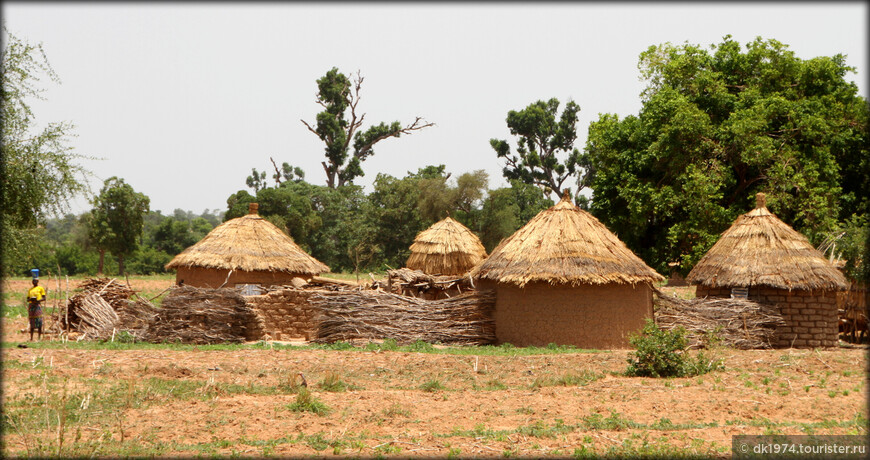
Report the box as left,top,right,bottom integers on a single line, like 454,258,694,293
61,278,141,339
143,286,265,344
385,268,474,297
310,289,496,345
73,278,136,307
653,289,786,349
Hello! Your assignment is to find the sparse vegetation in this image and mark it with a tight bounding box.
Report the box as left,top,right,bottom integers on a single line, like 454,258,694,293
626,319,723,378
286,388,331,415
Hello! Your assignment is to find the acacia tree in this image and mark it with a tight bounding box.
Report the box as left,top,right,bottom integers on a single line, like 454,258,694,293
490,98,584,198
301,67,434,188
88,177,150,275
582,36,869,274
1,30,91,274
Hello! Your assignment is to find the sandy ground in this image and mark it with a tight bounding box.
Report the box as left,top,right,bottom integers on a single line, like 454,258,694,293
3,279,866,457
2,335,866,458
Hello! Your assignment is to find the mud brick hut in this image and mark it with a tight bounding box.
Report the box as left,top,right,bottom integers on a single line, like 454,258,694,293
470,193,665,349
686,193,848,348
165,203,329,291
405,216,487,276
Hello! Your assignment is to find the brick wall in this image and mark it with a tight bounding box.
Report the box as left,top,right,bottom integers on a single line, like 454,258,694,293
244,289,318,340
479,280,653,349
695,285,839,348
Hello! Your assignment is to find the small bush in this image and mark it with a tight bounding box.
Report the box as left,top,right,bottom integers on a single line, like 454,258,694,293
407,340,435,353
419,379,445,392
318,372,358,392
286,388,330,415
114,331,137,343
625,319,721,378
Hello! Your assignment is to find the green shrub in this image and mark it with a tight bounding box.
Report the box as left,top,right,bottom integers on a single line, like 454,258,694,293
318,372,354,392
419,379,445,392
625,319,722,378
286,388,330,415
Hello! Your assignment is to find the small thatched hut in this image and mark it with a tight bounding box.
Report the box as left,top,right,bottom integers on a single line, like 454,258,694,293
470,193,665,349
686,193,848,348
405,216,487,276
165,203,329,290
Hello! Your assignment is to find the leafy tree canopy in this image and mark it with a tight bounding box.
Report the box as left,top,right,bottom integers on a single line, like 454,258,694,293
1,30,91,274
491,98,584,198
88,177,150,275
302,68,434,188
582,35,869,274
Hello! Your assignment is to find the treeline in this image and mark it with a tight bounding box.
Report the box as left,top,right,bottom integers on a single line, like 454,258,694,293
9,208,223,277
11,166,552,277
4,33,867,281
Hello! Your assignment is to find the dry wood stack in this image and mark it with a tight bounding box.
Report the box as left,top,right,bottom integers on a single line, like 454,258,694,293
653,289,786,349
310,289,496,345
386,268,474,298
62,278,139,338
143,286,265,344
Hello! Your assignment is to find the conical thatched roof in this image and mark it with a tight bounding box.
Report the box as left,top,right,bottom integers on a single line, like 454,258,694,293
470,193,664,287
686,193,847,291
165,203,329,275
405,216,487,276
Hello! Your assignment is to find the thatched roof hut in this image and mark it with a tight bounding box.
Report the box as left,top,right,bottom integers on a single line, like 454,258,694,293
405,216,487,276
471,193,664,287
470,193,663,349
686,193,848,349
165,203,329,288
686,193,847,291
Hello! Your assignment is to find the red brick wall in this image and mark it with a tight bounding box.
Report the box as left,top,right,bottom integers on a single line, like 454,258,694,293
244,289,318,340
479,281,653,349
695,285,838,348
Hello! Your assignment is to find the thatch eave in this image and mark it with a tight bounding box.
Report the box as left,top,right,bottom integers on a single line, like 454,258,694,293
686,193,848,292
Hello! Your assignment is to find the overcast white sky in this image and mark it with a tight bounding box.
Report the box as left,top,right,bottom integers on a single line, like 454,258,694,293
3,2,867,215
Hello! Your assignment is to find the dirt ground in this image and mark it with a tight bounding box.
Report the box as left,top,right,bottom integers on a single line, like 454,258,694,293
3,279,866,457
2,331,867,458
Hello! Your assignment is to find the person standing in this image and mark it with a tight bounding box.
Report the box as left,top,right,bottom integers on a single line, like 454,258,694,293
27,278,47,341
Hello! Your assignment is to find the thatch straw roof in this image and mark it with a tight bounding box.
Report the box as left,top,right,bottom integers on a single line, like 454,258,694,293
405,216,487,276
470,193,664,287
165,203,329,275
686,193,848,291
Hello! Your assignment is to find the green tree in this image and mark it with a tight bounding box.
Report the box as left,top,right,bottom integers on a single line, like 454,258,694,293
1,30,91,274
88,177,150,275
490,98,583,198
245,168,268,192
301,68,434,188
416,169,489,224
479,180,554,251
582,36,869,274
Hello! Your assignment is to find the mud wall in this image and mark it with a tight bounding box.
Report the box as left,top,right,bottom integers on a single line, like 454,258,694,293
478,280,653,349
174,267,311,289
696,285,838,348
244,289,318,340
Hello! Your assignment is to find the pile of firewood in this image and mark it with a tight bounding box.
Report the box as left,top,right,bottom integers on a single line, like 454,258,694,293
653,289,786,349
143,286,265,344
310,289,496,345
62,278,140,339
385,268,474,298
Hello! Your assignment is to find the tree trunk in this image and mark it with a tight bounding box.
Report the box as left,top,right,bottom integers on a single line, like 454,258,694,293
118,255,125,276
98,250,105,275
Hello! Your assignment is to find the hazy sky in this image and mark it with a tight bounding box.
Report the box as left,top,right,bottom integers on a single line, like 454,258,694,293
3,2,867,215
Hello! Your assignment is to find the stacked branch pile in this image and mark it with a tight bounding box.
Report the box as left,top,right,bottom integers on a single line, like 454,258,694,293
61,278,263,344
653,288,786,349
310,289,496,345
143,286,265,344
386,268,474,298
62,278,141,339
